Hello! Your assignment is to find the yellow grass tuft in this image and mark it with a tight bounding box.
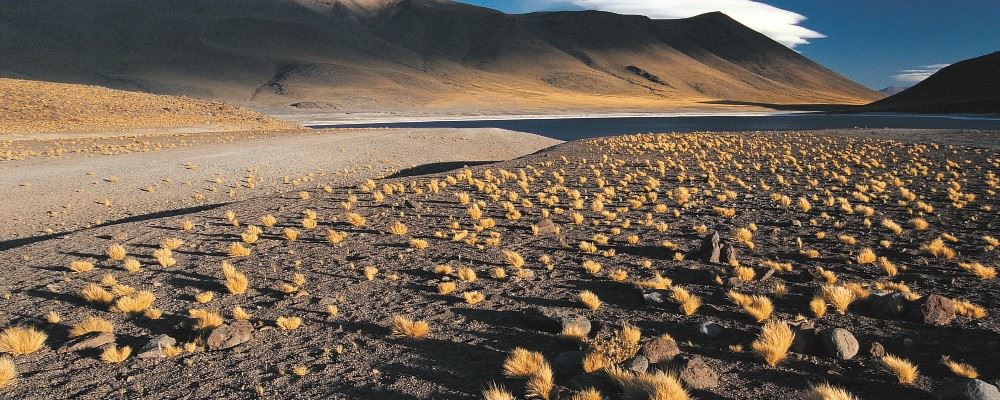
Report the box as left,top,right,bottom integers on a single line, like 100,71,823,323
805,383,858,400
856,248,877,265
953,300,987,319
481,383,515,400
69,316,113,337
438,281,456,295
112,290,155,313
188,309,223,330
106,244,127,261
579,290,601,311
180,219,195,231
464,291,486,305
161,238,184,250
69,260,95,273
457,267,477,282
81,283,114,304
810,296,828,318
123,258,141,273
232,306,252,321
921,238,955,259
752,320,795,366
822,285,856,314
501,250,525,269
364,266,379,281
194,292,214,304
941,356,978,379
881,354,919,384
0,327,46,356
228,243,251,257
221,262,249,295
143,308,163,320
100,345,131,363
276,316,303,330
605,366,690,400
388,221,409,235
45,312,61,324
734,266,755,282
0,357,15,388
728,291,773,322
957,262,997,280
282,228,299,241
390,315,429,339
568,388,602,400
409,239,429,249
503,348,546,378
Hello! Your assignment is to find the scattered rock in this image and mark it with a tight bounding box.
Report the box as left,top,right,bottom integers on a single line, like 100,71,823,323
868,341,886,358
820,328,859,360
642,290,668,306
688,231,722,263
317,297,338,306
641,336,680,364
934,379,1000,400
678,356,719,389
561,315,591,337
206,320,254,350
913,294,956,326
404,199,423,210
137,335,177,359
535,218,559,236
625,355,649,374
59,332,114,353
870,293,907,316
697,321,722,338
720,244,739,265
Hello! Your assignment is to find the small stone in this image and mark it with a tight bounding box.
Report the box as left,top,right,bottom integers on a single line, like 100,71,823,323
697,321,722,338
59,332,115,353
868,341,886,358
626,355,649,373
820,328,859,360
137,335,177,359
903,337,914,349
720,244,739,265
641,335,680,364
643,291,668,306
916,294,956,326
535,218,559,236
206,320,253,350
317,297,338,306
678,356,719,389
934,379,1000,400
553,351,584,377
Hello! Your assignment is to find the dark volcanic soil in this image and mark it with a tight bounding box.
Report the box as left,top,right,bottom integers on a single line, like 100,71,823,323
0,130,998,400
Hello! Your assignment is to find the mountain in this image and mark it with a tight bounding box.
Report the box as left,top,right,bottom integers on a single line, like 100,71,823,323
0,0,880,114
0,78,296,134
877,86,908,97
866,52,1000,114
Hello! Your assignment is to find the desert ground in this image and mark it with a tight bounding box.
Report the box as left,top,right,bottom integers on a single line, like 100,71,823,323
1,127,998,400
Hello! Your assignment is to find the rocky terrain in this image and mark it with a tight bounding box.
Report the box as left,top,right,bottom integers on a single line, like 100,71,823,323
0,130,997,399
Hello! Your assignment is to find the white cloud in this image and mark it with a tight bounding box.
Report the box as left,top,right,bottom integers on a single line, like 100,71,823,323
562,0,825,48
893,64,950,83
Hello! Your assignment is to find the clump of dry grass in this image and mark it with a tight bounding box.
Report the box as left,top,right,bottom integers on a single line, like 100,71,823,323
123,258,141,273
106,244,127,261
69,316,113,337
228,243,251,257
232,306,252,321
276,316,303,330
221,262,249,294
941,356,978,379
69,260,95,273
364,266,379,281
810,296,827,318
953,300,987,319
957,262,997,280
856,248,877,265
100,345,131,363
0,327,47,355
388,221,409,235
81,283,115,304
881,354,919,384
821,285,856,314
437,281,456,295
111,290,155,314
805,383,858,400
194,292,214,304
605,366,689,400
0,357,15,388
751,320,794,366
921,238,955,259
502,348,555,400
464,291,486,304
481,383,515,400
579,290,601,311
188,309,223,330
390,315,430,339
727,291,773,322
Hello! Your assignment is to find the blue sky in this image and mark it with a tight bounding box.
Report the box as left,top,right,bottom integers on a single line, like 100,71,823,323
460,0,1000,90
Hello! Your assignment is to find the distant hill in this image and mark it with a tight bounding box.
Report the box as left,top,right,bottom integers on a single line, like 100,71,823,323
0,78,296,134
0,0,880,114
877,86,909,97
866,52,1000,114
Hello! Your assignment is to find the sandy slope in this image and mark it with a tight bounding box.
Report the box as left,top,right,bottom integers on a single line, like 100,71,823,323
0,128,560,241
0,78,297,134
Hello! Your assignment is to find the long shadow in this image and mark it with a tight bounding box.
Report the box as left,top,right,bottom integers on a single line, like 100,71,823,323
383,161,498,179
0,203,229,251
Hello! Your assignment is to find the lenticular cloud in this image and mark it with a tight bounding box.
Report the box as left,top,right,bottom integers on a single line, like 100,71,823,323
567,0,825,48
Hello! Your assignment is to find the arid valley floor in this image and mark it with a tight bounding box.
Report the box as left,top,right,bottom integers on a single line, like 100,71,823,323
1,127,998,399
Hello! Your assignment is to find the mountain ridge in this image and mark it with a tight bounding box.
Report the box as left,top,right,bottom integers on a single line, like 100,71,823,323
865,51,1000,114
0,0,881,114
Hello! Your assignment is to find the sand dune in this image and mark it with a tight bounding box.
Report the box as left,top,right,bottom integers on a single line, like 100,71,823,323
0,0,880,115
